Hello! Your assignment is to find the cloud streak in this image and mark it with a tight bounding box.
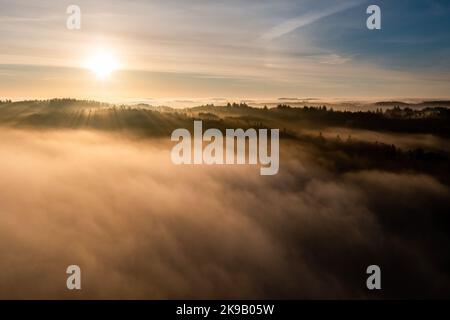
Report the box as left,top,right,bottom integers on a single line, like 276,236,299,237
260,1,362,41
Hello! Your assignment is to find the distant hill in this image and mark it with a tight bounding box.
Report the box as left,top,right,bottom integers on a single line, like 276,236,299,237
421,100,450,106
374,100,450,107
1,99,449,137
374,101,411,106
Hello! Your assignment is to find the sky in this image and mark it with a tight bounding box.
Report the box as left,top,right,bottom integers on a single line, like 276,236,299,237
1,0,450,103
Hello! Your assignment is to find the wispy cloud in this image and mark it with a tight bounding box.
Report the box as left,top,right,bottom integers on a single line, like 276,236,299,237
1,0,449,99
260,1,362,41
318,53,354,65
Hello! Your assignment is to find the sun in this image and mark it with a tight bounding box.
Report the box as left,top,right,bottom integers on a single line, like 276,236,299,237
86,51,118,80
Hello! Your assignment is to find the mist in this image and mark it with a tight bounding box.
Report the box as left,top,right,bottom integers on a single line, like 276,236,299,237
0,128,449,299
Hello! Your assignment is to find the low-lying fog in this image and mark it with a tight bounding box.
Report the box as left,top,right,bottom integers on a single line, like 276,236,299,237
0,128,449,299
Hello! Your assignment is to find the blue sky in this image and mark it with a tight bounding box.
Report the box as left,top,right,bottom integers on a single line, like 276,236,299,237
308,0,450,70
1,0,450,101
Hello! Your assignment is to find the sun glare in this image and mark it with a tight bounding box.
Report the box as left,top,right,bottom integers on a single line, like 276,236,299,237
86,52,118,80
